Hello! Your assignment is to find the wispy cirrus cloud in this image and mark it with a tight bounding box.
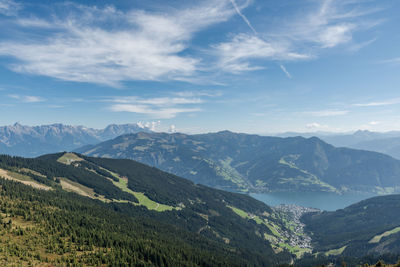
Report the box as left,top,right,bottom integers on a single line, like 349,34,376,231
279,64,292,79
305,109,349,117
381,57,400,65
107,95,206,119
213,0,381,74
306,122,328,129
212,34,309,73
0,0,20,16
0,1,245,86
229,0,256,34
8,94,45,103
110,104,201,119
283,0,382,49
0,0,384,85
353,98,400,107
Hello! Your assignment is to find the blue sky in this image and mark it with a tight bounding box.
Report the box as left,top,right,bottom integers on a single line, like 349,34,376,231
0,0,399,134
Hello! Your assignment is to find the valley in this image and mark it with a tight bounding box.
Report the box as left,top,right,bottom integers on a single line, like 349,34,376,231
77,131,400,196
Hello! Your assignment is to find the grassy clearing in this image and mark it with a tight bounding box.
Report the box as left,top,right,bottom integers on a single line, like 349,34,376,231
228,206,284,239
369,227,400,243
279,156,338,192
0,168,51,191
57,153,84,165
278,243,311,258
59,177,108,202
99,167,176,211
324,245,347,256
20,168,46,178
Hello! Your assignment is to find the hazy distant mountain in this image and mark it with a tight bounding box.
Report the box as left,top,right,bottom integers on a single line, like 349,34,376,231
76,131,400,194
0,123,152,157
277,130,400,159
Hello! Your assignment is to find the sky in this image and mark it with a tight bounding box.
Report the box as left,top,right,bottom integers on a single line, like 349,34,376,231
0,0,399,134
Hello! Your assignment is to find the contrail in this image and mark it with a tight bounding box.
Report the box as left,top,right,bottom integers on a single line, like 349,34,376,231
230,0,257,35
280,64,292,79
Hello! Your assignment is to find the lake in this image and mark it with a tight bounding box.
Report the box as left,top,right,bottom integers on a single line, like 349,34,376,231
250,191,379,211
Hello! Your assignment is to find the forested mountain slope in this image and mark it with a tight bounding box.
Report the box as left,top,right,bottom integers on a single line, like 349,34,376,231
77,131,400,194
301,194,400,261
0,152,298,266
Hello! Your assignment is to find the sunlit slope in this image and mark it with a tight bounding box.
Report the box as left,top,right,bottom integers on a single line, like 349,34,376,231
0,152,304,265
77,131,400,194
302,194,400,258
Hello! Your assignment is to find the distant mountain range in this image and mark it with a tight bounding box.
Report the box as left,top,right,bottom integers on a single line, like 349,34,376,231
278,130,400,159
0,123,152,157
76,131,400,194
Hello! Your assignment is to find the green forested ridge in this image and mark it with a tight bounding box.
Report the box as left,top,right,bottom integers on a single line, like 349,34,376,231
2,152,400,265
0,152,295,265
76,131,400,194
301,194,400,260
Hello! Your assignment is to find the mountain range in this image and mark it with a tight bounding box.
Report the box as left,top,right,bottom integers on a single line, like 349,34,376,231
76,131,400,194
0,123,152,157
278,130,400,160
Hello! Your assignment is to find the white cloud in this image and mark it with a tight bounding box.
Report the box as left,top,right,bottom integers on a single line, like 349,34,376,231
305,109,348,117
212,0,381,74
0,0,20,16
353,98,400,107
8,94,45,103
110,104,201,119
369,121,380,125
279,64,292,79
172,90,222,98
168,124,177,133
107,95,204,119
229,0,257,34
306,122,327,129
0,1,240,86
109,97,203,107
0,0,383,83
285,0,380,49
137,121,160,131
213,34,309,73
381,57,400,65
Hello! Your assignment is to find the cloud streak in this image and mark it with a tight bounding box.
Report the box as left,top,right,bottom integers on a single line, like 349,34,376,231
229,0,257,34
212,34,309,73
0,0,20,16
0,1,239,86
353,98,400,107
8,94,45,103
107,95,204,119
305,109,349,117
212,0,382,74
0,0,384,84
279,64,292,79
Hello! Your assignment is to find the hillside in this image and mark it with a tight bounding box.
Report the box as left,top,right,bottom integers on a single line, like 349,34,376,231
2,153,400,265
76,131,400,194
0,123,152,157
0,152,303,265
301,194,400,260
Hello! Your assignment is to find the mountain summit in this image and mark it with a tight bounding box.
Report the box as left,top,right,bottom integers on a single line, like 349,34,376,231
0,123,152,157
